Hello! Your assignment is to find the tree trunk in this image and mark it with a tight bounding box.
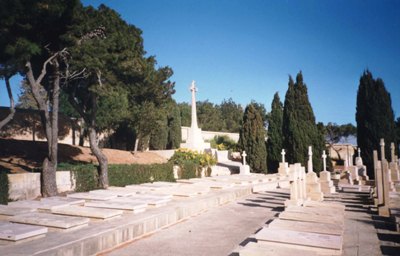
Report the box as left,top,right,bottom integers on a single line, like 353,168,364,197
0,76,16,130
88,127,109,188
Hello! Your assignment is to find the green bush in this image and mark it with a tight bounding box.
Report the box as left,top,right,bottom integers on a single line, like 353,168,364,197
210,135,237,151
0,167,10,205
58,162,175,191
179,161,199,179
108,163,175,187
169,148,217,167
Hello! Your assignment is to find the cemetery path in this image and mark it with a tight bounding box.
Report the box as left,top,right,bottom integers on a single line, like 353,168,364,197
103,189,288,256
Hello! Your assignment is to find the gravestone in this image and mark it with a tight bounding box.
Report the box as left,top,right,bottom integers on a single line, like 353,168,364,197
389,142,400,182
305,146,324,201
0,221,48,241
10,212,89,229
51,205,123,219
268,219,343,236
278,149,289,176
378,139,390,217
319,150,336,194
285,163,307,207
239,151,251,175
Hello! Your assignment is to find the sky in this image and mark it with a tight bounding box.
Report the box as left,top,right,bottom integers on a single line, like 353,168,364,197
1,0,399,125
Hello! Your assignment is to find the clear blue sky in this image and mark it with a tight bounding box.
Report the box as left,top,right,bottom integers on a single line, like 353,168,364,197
1,0,399,125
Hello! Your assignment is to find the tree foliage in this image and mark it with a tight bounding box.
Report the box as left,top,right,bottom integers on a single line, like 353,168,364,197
266,92,283,172
238,104,267,173
282,72,325,172
356,70,397,178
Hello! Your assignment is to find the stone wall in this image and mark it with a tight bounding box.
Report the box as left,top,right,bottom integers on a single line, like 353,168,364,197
181,126,239,142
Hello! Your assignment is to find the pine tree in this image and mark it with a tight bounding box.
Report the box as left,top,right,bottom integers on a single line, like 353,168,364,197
238,104,267,173
267,92,283,172
282,72,325,172
356,70,397,178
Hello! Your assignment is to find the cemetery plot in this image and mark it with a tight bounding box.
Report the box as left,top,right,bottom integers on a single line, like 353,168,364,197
268,219,343,236
8,200,75,212
0,205,36,216
66,192,117,201
285,205,344,217
0,221,48,241
255,228,342,255
279,211,344,226
10,212,89,229
239,241,318,256
89,189,137,197
113,196,170,207
51,205,123,219
40,196,85,205
84,201,147,213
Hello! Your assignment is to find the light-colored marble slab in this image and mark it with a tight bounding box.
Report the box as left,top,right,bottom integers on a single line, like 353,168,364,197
67,192,117,201
8,200,73,211
84,201,147,212
239,241,318,256
0,221,48,241
10,212,89,229
0,205,37,216
268,219,343,236
279,211,344,226
255,228,342,255
40,196,85,205
51,205,123,219
89,189,136,197
302,200,345,211
286,206,345,217
114,197,169,207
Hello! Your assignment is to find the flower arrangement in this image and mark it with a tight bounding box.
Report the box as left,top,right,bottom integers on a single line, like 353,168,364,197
169,148,217,167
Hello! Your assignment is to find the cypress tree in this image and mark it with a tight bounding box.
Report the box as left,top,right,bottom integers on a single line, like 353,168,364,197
167,103,182,149
238,104,267,173
356,70,397,178
267,92,283,172
282,72,324,172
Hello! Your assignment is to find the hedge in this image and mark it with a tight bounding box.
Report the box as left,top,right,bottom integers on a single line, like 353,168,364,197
0,167,9,205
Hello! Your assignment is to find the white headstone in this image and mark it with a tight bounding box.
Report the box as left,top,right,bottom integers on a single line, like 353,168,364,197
322,150,327,172
281,149,286,163
242,151,247,165
307,146,313,173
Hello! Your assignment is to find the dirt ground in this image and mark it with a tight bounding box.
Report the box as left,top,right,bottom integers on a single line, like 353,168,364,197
0,139,167,173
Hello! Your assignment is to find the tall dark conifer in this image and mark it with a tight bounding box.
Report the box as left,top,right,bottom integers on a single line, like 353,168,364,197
267,92,283,172
356,70,397,178
282,72,324,172
238,104,267,173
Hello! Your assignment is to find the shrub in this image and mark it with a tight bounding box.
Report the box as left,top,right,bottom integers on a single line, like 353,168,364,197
0,167,10,205
169,148,217,167
210,135,237,151
59,163,100,192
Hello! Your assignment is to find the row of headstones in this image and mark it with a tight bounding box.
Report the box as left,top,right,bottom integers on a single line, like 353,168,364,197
373,139,400,218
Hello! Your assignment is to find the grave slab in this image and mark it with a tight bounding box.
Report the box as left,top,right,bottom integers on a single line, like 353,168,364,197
113,197,169,207
89,189,136,197
286,205,345,217
10,212,89,229
40,196,85,205
239,241,318,256
8,200,74,211
51,205,123,219
0,205,36,216
67,192,117,201
84,201,147,213
255,228,342,255
302,200,345,211
268,219,343,236
279,211,344,226
0,221,48,241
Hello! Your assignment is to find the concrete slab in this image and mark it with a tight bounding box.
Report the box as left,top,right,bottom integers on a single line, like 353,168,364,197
51,205,123,219
113,197,169,207
89,189,136,197
0,205,36,216
285,205,345,217
10,212,89,229
67,192,117,201
123,185,153,193
239,241,318,256
268,219,343,236
255,228,342,255
40,196,85,205
0,221,48,241
302,200,345,211
139,193,173,200
279,211,344,226
84,201,147,213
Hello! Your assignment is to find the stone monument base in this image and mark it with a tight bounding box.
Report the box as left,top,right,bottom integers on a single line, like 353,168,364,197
278,162,289,176
240,165,250,175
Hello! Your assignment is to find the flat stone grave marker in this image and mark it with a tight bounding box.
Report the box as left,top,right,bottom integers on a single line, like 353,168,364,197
302,200,345,211
114,197,170,207
140,193,173,200
10,212,89,229
0,205,36,216
279,211,344,226
139,183,181,190
239,241,318,256
51,205,123,219
67,192,117,201
268,219,343,236
193,181,234,189
176,178,204,184
40,196,85,205
0,221,48,241
124,185,153,193
89,189,136,197
84,201,147,213
286,206,345,217
8,200,74,212
153,187,199,197
255,228,342,255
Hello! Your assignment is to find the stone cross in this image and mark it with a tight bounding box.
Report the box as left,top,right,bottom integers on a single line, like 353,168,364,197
391,142,395,163
380,138,385,161
322,150,327,172
308,146,313,157
358,148,361,158
242,151,247,166
189,81,199,129
307,146,313,173
281,149,286,163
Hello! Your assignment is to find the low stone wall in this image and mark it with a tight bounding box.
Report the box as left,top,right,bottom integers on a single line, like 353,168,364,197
7,171,76,201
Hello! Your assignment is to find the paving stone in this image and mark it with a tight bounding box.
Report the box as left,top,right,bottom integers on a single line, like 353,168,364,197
255,227,342,255
10,212,89,229
67,192,117,201
51,205,123,219
0,221,48,241
268,219,343,236
84,201,147,213
0,205,36,216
